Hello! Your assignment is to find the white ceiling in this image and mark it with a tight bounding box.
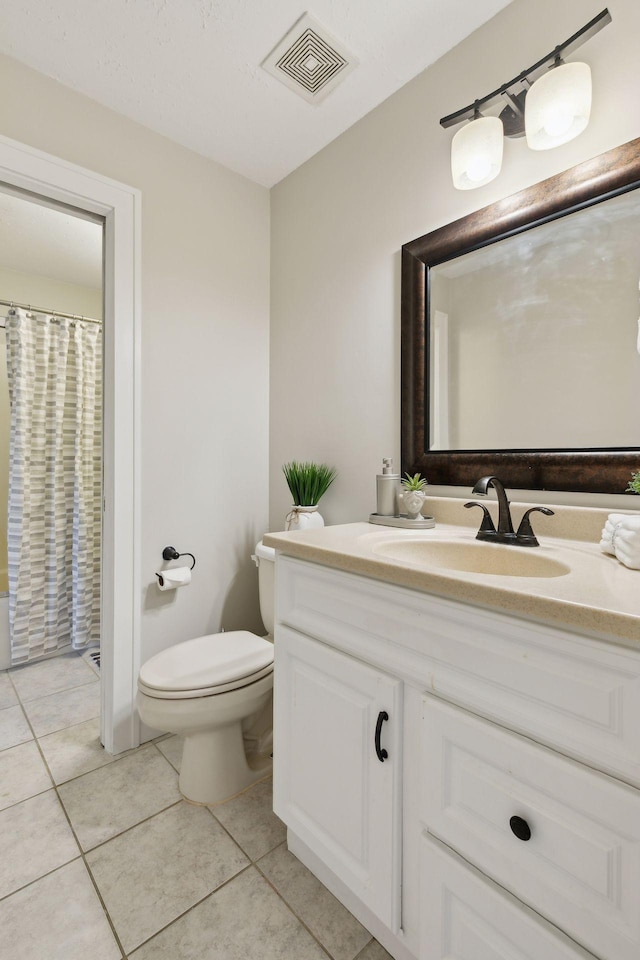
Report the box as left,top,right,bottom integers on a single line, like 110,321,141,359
0,0,513,187
0,192,103,289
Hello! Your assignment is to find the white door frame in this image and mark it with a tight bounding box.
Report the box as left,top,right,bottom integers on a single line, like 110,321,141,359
0,133,142,754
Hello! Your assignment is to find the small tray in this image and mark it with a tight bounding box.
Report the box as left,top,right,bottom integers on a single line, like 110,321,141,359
369,513,436,529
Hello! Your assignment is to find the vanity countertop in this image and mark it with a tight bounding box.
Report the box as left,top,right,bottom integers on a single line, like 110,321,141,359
264,501,640,646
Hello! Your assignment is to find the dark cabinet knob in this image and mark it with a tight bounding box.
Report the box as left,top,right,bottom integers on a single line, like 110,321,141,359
509,815,532,841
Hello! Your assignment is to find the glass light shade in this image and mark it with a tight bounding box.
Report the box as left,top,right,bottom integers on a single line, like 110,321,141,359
525,62,592,151
451,116,503,190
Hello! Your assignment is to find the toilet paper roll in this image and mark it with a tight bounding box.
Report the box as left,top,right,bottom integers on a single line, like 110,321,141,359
156,566,192,591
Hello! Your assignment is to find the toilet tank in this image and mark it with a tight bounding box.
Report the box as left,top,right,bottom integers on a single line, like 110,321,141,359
253,541,276,637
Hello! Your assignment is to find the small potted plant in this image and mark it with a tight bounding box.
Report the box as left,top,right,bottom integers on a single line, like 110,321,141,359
401,472,428,520
283,461,337,531
627,470,640,495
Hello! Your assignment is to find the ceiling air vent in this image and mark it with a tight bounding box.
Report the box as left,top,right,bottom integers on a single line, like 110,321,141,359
262,13,357,104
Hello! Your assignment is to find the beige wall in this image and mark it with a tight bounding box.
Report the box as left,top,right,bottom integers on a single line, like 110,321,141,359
0,265,102,319
0,53,270,664
0,267,103,590
270,0,640,525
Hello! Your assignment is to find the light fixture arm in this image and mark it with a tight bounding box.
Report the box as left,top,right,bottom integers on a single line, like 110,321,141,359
504,90,525,118
439,8,611,131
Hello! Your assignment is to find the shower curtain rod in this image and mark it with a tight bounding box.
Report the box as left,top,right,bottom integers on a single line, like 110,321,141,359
0,298,102,325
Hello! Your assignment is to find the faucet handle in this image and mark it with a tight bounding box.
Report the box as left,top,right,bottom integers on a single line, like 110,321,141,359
516,507,554,547
465,501,497,539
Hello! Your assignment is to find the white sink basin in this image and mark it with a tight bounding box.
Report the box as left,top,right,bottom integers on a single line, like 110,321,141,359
372,539,571,579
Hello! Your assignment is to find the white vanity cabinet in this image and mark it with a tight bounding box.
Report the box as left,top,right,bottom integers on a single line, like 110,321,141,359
273,554,640,960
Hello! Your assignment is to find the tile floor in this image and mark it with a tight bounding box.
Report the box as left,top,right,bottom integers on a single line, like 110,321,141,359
0,652,392,960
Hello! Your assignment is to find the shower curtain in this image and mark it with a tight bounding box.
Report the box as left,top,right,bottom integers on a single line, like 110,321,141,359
5,308,102,664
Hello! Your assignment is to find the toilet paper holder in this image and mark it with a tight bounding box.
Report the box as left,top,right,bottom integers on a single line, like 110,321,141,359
160,546,196,569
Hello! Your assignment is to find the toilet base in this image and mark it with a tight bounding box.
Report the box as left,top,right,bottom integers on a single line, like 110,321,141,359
136,670,274,807
180,720,272,805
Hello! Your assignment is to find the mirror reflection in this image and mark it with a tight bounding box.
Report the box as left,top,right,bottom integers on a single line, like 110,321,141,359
429,188,640,451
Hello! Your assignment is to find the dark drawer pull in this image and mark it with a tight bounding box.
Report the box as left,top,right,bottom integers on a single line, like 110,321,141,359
375,711,389,762
510,815,532,841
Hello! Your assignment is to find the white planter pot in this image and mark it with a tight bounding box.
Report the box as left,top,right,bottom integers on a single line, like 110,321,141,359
402,489,426,520
285,505,325,532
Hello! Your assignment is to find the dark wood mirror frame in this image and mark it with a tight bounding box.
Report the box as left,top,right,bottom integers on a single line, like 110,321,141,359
401,137,640,494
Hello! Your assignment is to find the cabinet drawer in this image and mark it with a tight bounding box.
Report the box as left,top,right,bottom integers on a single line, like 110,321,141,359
421,697,640,960
277,556,640,787
420,836,596,960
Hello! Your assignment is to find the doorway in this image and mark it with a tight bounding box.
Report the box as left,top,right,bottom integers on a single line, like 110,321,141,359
0,134,141,754
0,188,103,675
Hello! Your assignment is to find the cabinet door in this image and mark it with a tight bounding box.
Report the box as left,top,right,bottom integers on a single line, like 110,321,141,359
274,624,402,929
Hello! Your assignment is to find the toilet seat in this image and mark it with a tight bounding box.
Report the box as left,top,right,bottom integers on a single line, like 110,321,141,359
138,630,274,700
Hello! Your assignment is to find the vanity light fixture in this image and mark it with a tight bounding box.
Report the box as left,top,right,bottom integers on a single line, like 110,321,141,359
451,111,504,190
441,8,611,189
525,60,592,150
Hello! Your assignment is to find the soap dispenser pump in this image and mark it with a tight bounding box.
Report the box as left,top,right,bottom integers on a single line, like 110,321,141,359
376,458,400,517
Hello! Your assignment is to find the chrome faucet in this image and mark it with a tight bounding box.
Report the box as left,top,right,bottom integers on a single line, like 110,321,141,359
465,476,554,548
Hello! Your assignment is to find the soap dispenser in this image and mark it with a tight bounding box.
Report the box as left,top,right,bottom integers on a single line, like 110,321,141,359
376,458,400,516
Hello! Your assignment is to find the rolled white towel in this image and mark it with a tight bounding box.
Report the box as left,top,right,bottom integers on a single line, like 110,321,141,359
611,516,640,570
599,513,630,556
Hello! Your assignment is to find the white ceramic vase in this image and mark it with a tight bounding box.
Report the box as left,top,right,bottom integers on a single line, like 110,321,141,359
285,504,325,532
402,489,426,520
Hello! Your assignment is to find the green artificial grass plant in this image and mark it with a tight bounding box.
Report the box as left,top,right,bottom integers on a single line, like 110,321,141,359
401,472,428,492
283,461,337,506
627,470,640,495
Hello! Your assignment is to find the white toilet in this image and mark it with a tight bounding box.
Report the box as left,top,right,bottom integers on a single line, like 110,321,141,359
136,540,276,805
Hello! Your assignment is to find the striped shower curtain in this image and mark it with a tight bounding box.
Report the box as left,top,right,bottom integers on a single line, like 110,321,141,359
5,309,102,664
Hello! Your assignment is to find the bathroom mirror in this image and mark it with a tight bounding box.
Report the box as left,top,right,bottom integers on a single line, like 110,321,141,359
401,137,640,493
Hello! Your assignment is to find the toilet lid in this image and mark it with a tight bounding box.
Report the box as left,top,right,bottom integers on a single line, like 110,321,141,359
138,630,274,693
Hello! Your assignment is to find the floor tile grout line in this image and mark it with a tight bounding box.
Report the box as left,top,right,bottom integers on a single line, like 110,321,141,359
1,659,242,959
7,696,56,793
11,674,99,707
11,686,127,959
252,838,376,960
71,844,128,959
82,798,184,854
123,851,359,960
0,735,35,755
83,783,311,955
3,659,373,960
8,651,96,681
252,857,337,960
0,853,83,905
140,765,286,874
41,735,128,955
37,713,105,747
123,861,256,955
6,667,19,696
202,802,258,860
17,708,102,744
153,740,180,774
0,787,336,960
45,733,161,790
0,784,58,815
0,697,34,753
352,938,377,960
74,774,261,952
50,731,204,956
203,790,285,866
